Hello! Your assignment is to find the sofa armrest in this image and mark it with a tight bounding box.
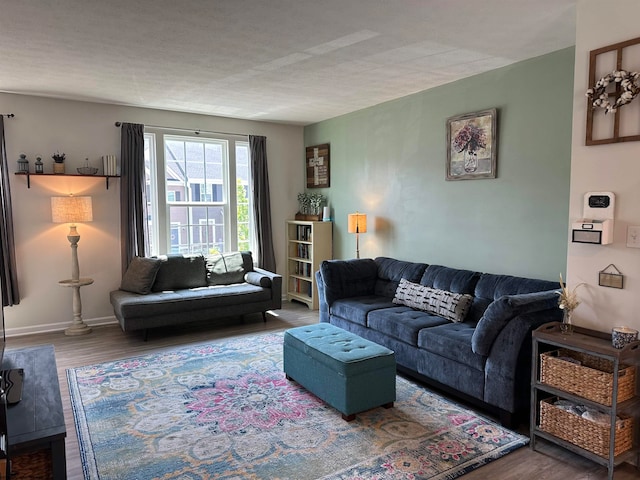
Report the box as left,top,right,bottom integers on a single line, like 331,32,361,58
318,259,378,307
483,308,562,413
315,270,330,323
472,290,559,356
253,267,282,309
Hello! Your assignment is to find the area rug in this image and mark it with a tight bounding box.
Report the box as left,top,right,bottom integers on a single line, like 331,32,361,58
67,332,528,480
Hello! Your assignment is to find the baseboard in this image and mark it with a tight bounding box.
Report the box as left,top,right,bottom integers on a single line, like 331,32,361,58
6,316,118,338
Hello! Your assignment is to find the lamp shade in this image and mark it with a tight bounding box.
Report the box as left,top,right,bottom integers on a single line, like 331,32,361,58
348,212,367,234
51,196,93,224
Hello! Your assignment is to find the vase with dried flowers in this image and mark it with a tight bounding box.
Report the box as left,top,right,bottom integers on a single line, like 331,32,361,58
557,274,585,335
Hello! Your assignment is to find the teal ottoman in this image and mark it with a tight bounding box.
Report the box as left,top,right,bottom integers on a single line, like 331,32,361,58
283,323,396,421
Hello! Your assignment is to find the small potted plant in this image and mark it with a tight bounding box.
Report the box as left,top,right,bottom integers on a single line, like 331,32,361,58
52,151,66,174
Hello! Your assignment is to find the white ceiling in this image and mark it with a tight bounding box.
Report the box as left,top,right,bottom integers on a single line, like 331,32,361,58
0,0,577,125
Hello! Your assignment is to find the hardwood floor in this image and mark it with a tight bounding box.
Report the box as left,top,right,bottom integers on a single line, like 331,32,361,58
6,302,638,479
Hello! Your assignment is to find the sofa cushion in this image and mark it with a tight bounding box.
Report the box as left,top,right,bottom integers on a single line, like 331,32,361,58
320,259,378,305
468,273,560,324
206,252,247,285
419,265,481,294
471,289,560,356
475,273,559,301
392,279,473,323
330,296,395,327
113,283,270,320
120,257,163,295
418,322,486,371
374,257,428,298
368,307,449,345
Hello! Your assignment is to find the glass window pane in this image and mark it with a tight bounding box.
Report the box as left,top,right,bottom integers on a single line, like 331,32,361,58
168,205,225,255
205,143,224,202
148,132,252,256
144,134,155,255
236,143,251,252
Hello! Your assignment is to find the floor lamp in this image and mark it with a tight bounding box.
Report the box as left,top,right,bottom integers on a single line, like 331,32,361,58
51,195,94,336
348,212,367,259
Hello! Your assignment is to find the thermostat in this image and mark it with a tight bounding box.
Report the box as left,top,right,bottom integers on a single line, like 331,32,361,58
571,192,615,245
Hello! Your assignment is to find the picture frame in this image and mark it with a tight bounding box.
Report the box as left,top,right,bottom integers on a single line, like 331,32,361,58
306,144,330,188
446,108,497,181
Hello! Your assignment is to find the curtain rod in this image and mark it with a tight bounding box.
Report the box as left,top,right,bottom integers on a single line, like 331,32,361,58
1,114,15,118
114,121,246,138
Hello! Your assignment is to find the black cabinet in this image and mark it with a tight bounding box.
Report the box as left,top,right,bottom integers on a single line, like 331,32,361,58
2,345,66,479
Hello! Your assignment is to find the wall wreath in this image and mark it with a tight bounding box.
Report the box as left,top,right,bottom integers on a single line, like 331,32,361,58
586,70,640,114
585,36,640,145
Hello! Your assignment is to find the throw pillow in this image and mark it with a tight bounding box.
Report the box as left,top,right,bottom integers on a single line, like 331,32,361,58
120,257,163,295
206,252,246,285
152,254,207,292
244,271,271,288
393,278,473,323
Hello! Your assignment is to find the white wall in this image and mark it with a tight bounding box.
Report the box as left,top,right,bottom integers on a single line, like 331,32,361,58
567,0,640,333
0,93,303,334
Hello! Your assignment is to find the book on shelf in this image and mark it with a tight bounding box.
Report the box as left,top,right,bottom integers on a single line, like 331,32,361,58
296,244,310,259
296,225,312,241
102,155,118,176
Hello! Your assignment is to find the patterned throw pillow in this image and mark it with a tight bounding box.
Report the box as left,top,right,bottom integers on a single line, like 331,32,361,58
393,278,473,323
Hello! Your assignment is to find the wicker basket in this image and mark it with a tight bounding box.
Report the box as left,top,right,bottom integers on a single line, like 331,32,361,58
540,398,633,457
540,349,636,406
10,448,53,479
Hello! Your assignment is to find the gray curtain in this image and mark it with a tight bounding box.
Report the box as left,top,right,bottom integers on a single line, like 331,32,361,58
249,135,276,272
120,123,148,275
0,117,20,306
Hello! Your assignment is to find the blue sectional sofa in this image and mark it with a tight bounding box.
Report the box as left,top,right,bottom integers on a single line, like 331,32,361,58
316,257,562,426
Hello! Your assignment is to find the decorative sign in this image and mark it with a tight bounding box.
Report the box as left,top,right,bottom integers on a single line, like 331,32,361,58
599,264,624,289
306,144,330,188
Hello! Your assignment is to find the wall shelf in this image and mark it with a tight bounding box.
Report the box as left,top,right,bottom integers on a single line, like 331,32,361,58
14,172,120,189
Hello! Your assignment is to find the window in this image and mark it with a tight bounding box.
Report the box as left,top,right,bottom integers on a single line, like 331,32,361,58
144,131,254,257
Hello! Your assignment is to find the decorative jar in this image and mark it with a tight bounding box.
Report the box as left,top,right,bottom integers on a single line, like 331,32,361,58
560,310,573,335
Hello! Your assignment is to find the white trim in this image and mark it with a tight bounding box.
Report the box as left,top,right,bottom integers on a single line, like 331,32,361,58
6,316,118,338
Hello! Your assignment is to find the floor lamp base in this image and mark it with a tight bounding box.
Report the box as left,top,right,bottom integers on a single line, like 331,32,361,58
65,323,92,336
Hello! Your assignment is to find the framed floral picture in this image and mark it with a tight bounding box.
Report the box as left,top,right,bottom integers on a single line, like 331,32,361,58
446,108,497,180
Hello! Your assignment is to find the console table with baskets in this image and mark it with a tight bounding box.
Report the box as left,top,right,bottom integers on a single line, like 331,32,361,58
530,322,639,480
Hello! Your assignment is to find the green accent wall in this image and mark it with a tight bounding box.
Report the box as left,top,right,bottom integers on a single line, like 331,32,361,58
304,47,574,281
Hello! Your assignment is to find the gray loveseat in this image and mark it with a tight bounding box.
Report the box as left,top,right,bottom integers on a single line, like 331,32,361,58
110,252,281,339
316,257,562,426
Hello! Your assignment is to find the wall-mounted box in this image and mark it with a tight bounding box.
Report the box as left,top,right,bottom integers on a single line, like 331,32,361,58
572,218,613,244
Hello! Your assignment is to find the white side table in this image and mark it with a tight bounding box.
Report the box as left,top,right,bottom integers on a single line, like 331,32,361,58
58,277,93,335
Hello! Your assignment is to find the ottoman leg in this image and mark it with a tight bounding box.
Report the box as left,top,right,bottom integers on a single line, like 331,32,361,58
383,402,394,409
285,374,293,381
342,413,356,422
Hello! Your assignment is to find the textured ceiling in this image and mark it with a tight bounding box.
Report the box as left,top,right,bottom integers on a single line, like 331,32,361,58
0,0,576,125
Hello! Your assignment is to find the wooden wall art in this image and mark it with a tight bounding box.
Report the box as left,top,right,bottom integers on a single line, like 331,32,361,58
586,36,640,145
306,144,330,188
